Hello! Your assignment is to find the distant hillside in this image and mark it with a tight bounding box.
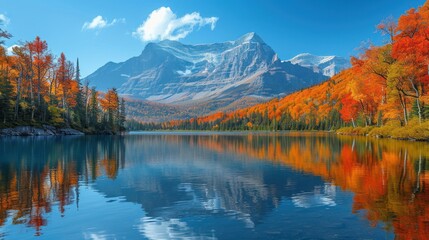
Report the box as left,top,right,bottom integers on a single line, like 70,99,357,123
188,70,350,130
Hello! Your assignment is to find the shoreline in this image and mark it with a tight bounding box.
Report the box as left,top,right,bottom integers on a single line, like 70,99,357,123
0,125,124,137
336,132,427,142
336,123,429,142
129,128,429,142
0,125,84,137
2,126,427,142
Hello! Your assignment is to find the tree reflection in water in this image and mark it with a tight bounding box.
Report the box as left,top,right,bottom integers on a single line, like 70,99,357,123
0,136,125,236
0,133,427,239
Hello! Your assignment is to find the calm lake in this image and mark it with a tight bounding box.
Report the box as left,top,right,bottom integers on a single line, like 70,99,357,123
0,132,428,239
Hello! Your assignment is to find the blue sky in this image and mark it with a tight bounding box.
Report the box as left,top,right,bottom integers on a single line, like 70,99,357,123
1,0,426,77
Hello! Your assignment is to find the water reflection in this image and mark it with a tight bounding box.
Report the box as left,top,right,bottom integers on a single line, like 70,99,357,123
0,133,427,239
185,133,429,239
0,136,125,236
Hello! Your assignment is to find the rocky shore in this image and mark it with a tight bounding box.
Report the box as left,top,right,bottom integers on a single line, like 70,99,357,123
0,125,84,136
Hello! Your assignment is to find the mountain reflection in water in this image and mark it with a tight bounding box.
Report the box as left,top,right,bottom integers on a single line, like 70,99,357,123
0,133,428,239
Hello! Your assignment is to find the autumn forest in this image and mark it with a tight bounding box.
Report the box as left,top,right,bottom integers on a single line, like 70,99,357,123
0,32,126,134
136,2,429,141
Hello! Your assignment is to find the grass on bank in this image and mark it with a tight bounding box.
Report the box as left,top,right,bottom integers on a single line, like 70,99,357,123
337,119,429,141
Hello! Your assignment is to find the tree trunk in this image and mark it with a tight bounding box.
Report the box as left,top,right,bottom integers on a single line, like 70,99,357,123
84,82,90,127
14,73,22,120
359,100,369,126
29,77,35,122
63,93,68,126
409,78,422,124
398,92,408,125
29,51,35,122
37,67,41,110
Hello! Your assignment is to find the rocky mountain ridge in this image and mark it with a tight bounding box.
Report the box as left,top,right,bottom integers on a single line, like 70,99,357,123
85,33,338,121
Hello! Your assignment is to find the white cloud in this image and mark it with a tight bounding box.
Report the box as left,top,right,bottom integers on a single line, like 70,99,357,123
6,45,20,55
82,15,125,31
0,14,10,26
133,7,218,42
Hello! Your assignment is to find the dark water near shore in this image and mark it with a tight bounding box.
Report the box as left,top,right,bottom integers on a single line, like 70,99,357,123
0,132,428,239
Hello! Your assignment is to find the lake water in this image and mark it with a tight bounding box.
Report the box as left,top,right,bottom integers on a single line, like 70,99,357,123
0,132,428,239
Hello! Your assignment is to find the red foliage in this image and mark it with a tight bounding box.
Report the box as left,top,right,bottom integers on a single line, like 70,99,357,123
339,93,359,123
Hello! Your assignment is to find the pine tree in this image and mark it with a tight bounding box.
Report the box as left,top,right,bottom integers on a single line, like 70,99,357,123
0,76,14,125
119,98,126,131
73,58,85,128
271,106,277,131
89,87,99,129
411,100,420,120
423,103,429,120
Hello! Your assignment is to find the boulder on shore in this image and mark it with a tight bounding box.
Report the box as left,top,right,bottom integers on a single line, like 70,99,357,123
0,125,84,136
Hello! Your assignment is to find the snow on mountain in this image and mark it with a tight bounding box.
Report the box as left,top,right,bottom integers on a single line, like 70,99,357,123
286,53,350,77
84,33,328,121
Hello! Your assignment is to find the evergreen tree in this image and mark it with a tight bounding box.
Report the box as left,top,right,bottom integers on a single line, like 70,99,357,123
411,100,420,120
271,106,277,131
89,87,99,128
119,98,126,131
0,76,14,125
73,58,85,128
423,103,429,120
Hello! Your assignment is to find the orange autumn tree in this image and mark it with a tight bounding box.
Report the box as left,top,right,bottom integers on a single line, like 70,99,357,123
0,32,126,132
55,53,76,125
339,93,359,127
0,30,14,123
28,36,52,122
392,4,429,123
100,88,121,131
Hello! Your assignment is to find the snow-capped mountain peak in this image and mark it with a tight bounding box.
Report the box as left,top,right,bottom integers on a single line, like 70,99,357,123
235,32,265,45
84,33,328,121
286,53,350,77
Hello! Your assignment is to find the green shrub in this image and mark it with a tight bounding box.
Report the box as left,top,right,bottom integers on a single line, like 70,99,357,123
392,120,429,140
48,106,65,127
368,119,429,140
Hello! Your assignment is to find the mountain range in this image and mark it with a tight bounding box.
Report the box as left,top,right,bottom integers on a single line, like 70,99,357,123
84,33,348,122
